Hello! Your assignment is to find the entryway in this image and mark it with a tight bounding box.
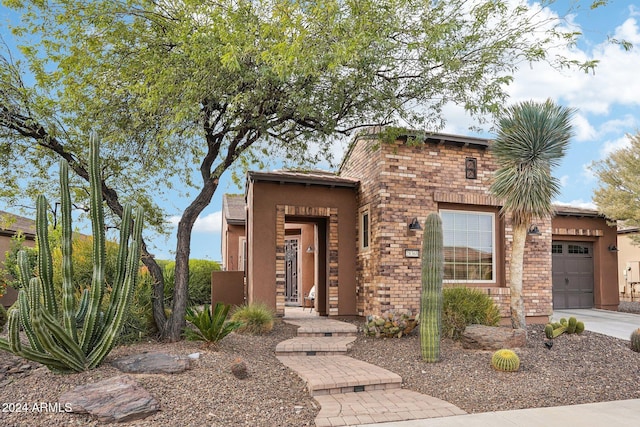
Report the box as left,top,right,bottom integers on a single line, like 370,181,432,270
552,241,594,309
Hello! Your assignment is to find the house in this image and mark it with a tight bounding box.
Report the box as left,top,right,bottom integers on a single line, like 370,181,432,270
616,227,640,301
0,211,36,308
220,130,619,321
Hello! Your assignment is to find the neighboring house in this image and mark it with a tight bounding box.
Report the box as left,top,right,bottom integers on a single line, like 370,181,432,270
617,227,640,301
0,211,36,308
221,130,619,320
221,194,246,271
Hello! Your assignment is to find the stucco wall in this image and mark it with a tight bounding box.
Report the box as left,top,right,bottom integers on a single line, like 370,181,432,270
246,181,357,316
618,232,640,300
222,223,245,271
340,136,553,321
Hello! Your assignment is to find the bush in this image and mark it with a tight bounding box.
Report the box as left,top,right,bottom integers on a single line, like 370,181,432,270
162,259,221,305
0,304,7,332
231,303,274,335
442,287,501,340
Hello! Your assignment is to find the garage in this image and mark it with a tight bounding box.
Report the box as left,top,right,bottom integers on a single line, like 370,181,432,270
552,241,594,309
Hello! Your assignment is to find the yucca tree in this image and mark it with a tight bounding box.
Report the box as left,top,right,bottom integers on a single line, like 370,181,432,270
490,99,574,331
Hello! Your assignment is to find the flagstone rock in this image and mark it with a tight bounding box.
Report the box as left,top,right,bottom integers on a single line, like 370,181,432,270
112,351,192,374
59,375,159,423
461,324,527,350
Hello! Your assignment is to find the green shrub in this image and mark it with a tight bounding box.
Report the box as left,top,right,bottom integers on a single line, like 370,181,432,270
184,303,242,346
0,304,7,332
442,287,501,339
162,259,221,305
231,303,274,335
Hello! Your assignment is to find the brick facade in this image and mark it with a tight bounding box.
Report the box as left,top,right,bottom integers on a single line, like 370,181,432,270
340,132,553,320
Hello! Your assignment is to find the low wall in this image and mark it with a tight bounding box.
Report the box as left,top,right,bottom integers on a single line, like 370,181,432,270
211,271,245,307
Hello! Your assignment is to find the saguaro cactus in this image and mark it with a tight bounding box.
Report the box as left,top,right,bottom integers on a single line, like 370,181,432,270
0,134,144,372
420,212,444,362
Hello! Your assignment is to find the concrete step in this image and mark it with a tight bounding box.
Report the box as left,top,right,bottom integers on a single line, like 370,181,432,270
314,389,467,427
275,336,356,356
283,318,358,337
276,355,402,396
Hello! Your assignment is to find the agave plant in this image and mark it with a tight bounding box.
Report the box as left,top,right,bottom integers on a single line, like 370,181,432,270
184,302,242,346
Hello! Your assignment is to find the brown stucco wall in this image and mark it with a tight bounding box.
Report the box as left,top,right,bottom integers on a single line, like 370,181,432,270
246,181,357,316
211,270,245,307
618,232,640,300
222,223,245,271
552,215,619,310
340,135,553,321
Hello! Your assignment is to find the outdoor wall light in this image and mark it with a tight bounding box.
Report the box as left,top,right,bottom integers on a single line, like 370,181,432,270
527,225,541,236
608,244,619,252
306,245,315,253
408,218,422,231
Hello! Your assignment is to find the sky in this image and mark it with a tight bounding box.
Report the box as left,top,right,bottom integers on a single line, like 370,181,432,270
2,1,640,262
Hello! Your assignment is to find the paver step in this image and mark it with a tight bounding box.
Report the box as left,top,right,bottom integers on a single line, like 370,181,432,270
277,355,401,396
283,318,358,337
275,336,356,356
314,389,467,427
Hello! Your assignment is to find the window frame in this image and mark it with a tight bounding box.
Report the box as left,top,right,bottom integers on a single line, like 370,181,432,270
440,209,496,284
359,206,370,252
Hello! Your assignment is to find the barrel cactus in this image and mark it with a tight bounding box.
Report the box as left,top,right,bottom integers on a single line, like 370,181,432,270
631,328,640,353
0,134,144,372
420,213,443,362
491,349,520,372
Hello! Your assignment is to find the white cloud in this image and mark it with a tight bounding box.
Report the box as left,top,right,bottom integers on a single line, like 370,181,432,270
167,211,222,233
581,163,596,181
601,135,631,157
559,175,569,187
572,113,597,142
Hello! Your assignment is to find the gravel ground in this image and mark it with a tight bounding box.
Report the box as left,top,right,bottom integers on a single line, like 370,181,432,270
1,304,640,426
0,321,318,427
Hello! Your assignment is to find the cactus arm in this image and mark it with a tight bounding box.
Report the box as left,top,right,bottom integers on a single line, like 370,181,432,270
88,206,143,369
16,250,31,289
38,308,87,365
7,308,22,354
420,213,444,362
59,159,78,341
100,204,132,331
32,309,85,372
0,338,9,352
81,134,107,352
76,288,90,324
35,195,58,316
18,284,44,352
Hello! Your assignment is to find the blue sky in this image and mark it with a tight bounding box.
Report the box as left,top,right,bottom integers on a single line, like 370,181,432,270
2,1,640,262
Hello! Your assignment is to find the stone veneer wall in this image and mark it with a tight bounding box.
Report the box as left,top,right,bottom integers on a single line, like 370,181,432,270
340,135,553,320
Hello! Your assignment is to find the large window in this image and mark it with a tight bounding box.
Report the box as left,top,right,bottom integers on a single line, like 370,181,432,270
440,210,495,282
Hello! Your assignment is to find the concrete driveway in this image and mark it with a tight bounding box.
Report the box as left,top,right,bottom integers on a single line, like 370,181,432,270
551,308,640,340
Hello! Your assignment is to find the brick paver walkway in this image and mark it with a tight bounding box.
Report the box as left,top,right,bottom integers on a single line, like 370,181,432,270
278,308,466,426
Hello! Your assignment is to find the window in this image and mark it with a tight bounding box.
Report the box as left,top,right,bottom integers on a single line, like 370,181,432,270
440,210,495,282
360,208,370,250
568,244,589,254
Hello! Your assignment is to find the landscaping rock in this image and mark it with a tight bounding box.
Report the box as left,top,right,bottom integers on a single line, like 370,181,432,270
461,325,527,350
59,374,159,423
112,351,192,374
230,358,249,379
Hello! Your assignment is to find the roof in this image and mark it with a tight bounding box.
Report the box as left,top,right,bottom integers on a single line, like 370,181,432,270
552,204,605,218
247,170,359,188
0,211,36,238
222,194,246,226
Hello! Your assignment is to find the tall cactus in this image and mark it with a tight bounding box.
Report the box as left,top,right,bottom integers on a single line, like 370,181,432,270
0,134,144,372
420,213,444,362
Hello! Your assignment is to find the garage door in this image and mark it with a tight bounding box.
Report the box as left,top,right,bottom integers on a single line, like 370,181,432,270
552,241,594,309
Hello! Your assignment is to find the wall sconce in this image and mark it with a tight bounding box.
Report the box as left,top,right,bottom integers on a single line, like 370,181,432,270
306,245,314,253
408,218,422,231
527,225,541,236
608,244,619,252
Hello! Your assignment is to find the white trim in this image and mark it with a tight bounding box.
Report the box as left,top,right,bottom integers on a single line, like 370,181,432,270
440,209,495,284
359,206,370,252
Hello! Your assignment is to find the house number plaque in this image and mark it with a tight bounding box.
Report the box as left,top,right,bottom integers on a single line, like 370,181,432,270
405,249,420,258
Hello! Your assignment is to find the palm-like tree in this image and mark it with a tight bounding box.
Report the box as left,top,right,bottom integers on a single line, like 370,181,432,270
490,99,574,330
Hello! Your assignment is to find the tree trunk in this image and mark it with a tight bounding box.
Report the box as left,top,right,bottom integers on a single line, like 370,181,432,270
164,177,218,342
509,223,527,332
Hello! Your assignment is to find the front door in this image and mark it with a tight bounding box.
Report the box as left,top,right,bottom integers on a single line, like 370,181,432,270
285,237,300,305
